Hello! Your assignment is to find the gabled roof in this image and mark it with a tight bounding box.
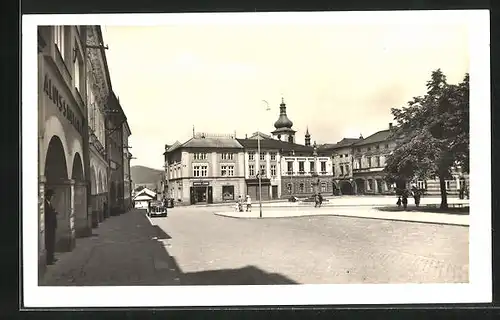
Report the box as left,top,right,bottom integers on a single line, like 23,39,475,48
353,130,394,146
318,138,360,151
133,194,155,201
236,138,313,153
182,137,244,149
166,141,182,153
133,188,156,200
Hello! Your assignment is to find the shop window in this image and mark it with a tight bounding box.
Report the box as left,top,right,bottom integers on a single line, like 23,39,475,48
222,185,235,201
321,182,327,192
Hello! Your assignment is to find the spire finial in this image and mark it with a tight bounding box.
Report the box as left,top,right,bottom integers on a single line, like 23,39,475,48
281,97,285,104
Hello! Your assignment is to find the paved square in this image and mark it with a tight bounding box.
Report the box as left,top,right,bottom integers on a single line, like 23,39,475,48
152,205,469,285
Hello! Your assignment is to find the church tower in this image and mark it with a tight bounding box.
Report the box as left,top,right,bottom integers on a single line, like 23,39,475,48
271,97,296,143
304,127,311,146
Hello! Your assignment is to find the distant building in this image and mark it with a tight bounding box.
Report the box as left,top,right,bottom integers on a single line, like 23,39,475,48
133,188,156,210
164,133,246,204
351,123,397,194
319,137,361,195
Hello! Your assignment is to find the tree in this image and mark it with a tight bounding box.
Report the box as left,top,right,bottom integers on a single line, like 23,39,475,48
384,69,469,209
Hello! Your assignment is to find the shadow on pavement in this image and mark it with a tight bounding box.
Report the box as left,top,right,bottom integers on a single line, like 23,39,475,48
153,225,172,239
40,210,298,286
179,266,298,285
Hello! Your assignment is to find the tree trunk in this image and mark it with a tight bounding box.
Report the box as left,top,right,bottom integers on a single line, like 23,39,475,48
439,175,448,209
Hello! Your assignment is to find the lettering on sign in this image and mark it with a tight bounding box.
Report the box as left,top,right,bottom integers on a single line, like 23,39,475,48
193,181,209,187
43,73,83,136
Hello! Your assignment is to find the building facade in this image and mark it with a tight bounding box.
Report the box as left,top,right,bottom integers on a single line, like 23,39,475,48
38,25,91,274
106,92,126,215
123,122,133,210
86,25,110,226
351,124,397,195
38,25,132,277
164,133,246,204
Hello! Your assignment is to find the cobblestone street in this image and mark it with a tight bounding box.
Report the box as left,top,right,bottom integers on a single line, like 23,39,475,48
41,205,469,286
153,206,469,284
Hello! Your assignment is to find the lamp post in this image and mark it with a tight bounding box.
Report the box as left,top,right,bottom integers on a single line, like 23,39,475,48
312,141,319,195
257,100,271,218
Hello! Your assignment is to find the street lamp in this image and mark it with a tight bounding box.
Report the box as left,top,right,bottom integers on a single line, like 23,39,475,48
257,100,271,218
312,141,319,194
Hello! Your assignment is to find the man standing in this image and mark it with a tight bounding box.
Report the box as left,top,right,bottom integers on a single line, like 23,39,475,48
246,195,252,212
44,189,58,265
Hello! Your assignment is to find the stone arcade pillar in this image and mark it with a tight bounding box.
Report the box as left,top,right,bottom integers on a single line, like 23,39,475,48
52,179,76,252
38,176,47,279
74,181,91,238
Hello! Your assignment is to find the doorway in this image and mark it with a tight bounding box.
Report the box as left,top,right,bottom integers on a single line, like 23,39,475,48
194,186,207,203
272,185,278,199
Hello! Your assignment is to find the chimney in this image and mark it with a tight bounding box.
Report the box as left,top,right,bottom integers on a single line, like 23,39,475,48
245,134,248,139
389,123,393,130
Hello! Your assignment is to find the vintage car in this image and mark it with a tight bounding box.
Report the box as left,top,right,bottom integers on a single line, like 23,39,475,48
148,200,167,217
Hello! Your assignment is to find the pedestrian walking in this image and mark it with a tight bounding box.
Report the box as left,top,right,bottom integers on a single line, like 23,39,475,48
103,201,108,219
237,195,244,212
314,193,320,208
396,196,402,207
402,190,408,210
44,189,58,265
246,195,252,212
412,186,421,207
318,193,323,208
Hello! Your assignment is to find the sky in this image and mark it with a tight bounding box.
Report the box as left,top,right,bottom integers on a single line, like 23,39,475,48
100,13,470,170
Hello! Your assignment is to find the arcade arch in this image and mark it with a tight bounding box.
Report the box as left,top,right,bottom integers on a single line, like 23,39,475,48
339,180,354,195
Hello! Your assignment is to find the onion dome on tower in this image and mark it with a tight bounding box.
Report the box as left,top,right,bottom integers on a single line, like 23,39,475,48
271,97,296,143
274,97,294,129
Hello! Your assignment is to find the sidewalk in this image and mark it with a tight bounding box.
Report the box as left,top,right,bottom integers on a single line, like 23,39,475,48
40,209,180,286
214,206,469,226
191,196,468,208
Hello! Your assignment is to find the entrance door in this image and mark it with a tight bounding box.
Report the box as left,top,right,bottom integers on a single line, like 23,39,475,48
190,187,195,204
261,185,270,201
272,186,278,199
207,186,213,204
247,185,257,202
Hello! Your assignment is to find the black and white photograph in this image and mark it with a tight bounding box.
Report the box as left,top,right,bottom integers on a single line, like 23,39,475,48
22,10,491,308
